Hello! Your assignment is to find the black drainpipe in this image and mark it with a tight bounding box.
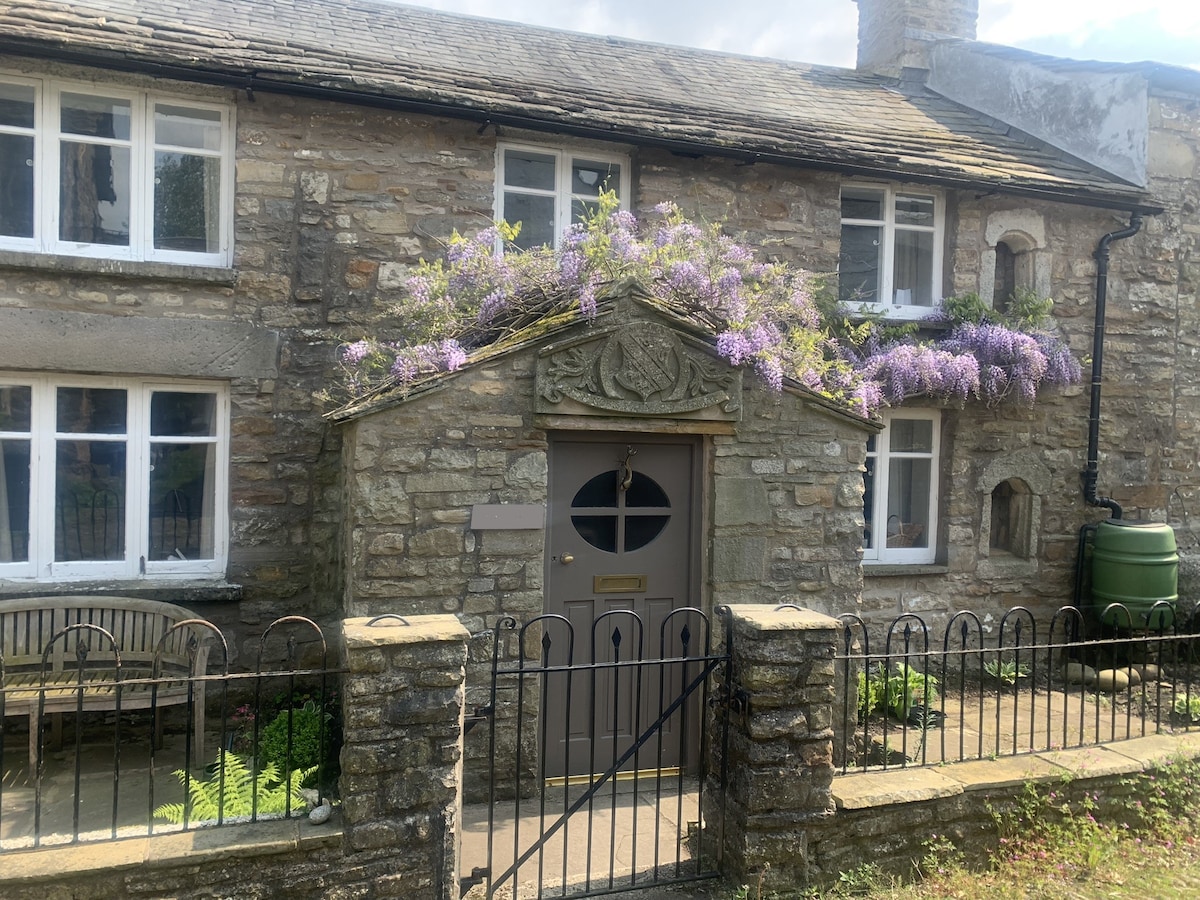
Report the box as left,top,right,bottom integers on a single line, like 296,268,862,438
1081,212,1143,519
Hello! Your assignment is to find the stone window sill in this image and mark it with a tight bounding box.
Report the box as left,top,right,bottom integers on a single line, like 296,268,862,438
863,564,949,577
0,250,237,285
0,579,243,605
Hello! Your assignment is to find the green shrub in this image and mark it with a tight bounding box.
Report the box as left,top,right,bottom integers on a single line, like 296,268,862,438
857,663,939,721
257,699,336,785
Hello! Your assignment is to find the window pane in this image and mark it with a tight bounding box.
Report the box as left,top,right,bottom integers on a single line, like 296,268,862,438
839,223,881,302
895,194,934,227
886,457,931,549
0,82,35,128
841,187,884,221
152,391,217,437
0,133,34,238
0,385,32,432
572,515,617,553
572,471,619,508
155,104,222,151
893,228,934,306
149,442,215,561
504,191,555,250
60,93,131,140
625,515,669,552
59,142,131,245
503,149,556,190
888,418,933,453
55,440,126,562
572,160,620,197
624,471,669,508
0,438,30,563
571,197,599,224
154,152,220,252
57,387,127,434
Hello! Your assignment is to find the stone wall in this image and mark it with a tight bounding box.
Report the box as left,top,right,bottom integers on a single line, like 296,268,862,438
3,51,1198,657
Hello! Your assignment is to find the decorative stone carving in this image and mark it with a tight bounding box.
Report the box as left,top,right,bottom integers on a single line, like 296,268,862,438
536,322,741,419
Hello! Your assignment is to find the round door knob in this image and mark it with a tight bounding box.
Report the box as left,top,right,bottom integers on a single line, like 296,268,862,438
560,554,575,565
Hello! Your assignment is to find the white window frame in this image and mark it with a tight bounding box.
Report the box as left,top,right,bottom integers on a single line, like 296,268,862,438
0,73,234,267
863,409,941,565
495,142,631,249
838,182,944,320
0,374,230,582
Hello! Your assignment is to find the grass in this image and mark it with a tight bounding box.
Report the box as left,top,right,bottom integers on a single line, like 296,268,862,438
730,757,1200,900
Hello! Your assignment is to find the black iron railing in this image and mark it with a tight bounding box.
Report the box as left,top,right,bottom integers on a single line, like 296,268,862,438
835,602,1200,774
476,607,731,900
0,615,344,851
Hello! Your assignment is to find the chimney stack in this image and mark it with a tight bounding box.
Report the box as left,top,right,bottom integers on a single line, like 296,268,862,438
854,0,979,79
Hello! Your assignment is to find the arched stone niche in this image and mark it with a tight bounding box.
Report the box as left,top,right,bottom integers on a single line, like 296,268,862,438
976,452,1052,571
981,210,1052,310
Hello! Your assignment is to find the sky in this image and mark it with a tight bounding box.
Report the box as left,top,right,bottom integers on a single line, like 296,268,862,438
400,0,1200,71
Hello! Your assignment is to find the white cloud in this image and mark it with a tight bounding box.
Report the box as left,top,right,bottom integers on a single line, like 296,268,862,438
398,0,1195,69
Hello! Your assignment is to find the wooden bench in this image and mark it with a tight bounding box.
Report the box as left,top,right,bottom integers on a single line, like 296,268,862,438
0,596,212,771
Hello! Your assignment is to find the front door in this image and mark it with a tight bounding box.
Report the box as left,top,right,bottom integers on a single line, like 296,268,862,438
544,436,700,777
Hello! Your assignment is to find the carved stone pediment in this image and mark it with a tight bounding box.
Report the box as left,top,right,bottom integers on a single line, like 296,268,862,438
535,321,741,419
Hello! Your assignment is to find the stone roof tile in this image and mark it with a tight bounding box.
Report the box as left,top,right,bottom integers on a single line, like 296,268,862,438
0,0,1151,208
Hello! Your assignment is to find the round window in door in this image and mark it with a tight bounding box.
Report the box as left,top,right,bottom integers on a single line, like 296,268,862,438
570,469,670,553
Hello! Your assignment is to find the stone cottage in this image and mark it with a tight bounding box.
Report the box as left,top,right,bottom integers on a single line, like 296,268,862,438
0,0,1196,685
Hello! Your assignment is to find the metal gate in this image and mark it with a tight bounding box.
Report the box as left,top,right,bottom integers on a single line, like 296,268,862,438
468,607,731,899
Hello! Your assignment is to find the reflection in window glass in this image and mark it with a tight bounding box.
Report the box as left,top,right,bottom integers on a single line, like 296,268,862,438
0,133,34,238
0,384,32,431
625,515,669,552
838,224,882,302
0,439,30,562
572,470,620,509
888,418,933,453
624,471,669,508
504,191,556,250
154,153,220,252
149,442,215,560
840,187,883,221
571,515,617,553
887,457,931,549
893,229,934,306
151,391,217,436
55,440,126,562
59,142,131,246
57,387,127,434
154,104,222,151
60,93,131,140
504,149,556,190
572,160,620,197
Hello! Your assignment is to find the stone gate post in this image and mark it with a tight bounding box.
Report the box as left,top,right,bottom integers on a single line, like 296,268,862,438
340,614,469,900
714,604,840,892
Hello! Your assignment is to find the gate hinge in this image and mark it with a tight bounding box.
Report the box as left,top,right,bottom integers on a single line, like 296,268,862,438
711,683,749,722
459,866,489,898
463,704,494,736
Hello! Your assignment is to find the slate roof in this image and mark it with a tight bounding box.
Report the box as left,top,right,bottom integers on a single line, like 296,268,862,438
0,0,1152,209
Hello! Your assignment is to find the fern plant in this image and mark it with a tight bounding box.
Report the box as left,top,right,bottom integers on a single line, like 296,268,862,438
154,750,315,824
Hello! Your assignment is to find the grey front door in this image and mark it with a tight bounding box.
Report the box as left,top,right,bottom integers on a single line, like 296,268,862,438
545,437,700,777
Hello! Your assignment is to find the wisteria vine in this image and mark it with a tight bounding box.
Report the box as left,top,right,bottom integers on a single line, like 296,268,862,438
335,193,1081,417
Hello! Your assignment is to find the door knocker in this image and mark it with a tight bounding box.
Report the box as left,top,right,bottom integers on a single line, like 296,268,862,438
618,446,637,492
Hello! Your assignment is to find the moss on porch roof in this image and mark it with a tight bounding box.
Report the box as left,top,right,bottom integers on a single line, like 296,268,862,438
0,0,1152,210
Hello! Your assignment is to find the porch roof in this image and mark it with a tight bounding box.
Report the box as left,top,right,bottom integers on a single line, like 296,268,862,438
0,0,1153,211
